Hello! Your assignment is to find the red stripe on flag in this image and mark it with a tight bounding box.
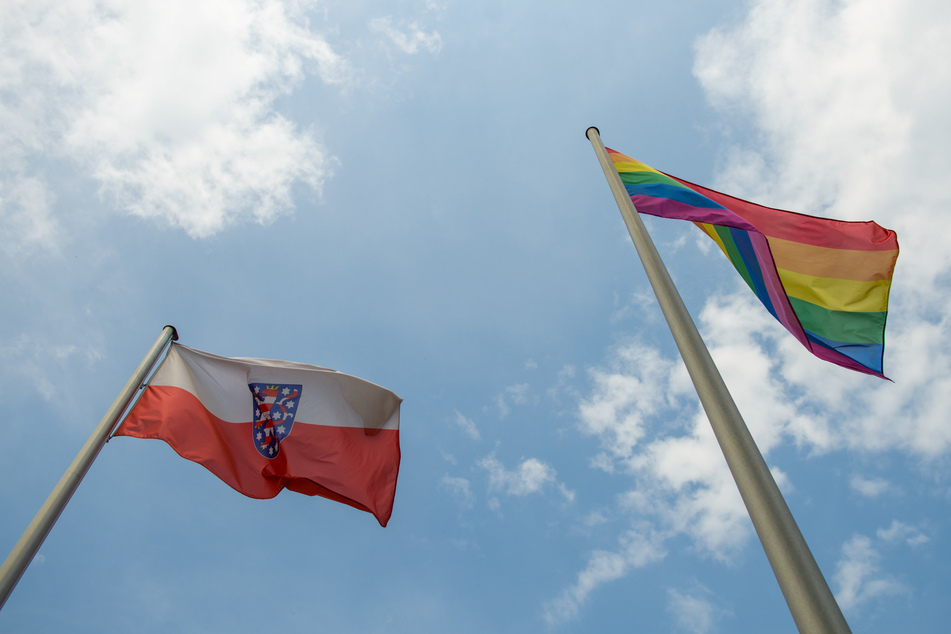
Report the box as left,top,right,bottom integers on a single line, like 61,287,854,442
667,175,899,251
117,385,400,526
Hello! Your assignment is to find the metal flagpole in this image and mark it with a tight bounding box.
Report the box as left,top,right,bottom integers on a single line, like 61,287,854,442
0,325,178,610
586,127,851,634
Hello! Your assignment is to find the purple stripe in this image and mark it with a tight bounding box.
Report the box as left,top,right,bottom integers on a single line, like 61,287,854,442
810,343,885,378
632,188,887,379
747,231,810,348
629,195,759,232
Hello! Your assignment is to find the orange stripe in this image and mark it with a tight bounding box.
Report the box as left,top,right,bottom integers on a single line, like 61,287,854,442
767,236,898,282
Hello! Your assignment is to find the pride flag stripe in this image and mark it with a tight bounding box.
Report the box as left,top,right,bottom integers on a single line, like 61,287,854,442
767,237,898,281
806,332,884,370
607,148,899,378
672,175,899,251
789,297,887,344
778,269,891,313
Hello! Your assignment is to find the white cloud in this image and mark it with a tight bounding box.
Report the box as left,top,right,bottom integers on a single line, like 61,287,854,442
0,0,347,242
543,549,627,625
439,449,457,465
576,334,770,559
0,334,103,401
440,475,474,510
577,343,676,469
625,444,752,560
850,475,894,498
478,454,573,502
833,534,905,612
543,527,666,625
557,483,576,504
451,410,480,441
581,511,610,530
480,455,553,496
694,0,918,217
369,17,442,55
493,382,530,418
667,587,722,634
832,522,928,613
876,520,928,547
545,335,763,622
610,290,656,324
0,175,60,259
545,364,577,404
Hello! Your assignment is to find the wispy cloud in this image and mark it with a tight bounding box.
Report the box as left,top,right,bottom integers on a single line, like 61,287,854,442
834,534,905,612
451,410,480,441
0,334,104,402
667,586,724,634
493,382,530,418
876,520,929,547
369,17,442,55
478,454,573,503
543,527,666,625
440,475,475,510
578,343,675,470
0,176,59,259
850,475,895,498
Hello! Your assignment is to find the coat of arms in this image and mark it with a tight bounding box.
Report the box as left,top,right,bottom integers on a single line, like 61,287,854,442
249,383,302,458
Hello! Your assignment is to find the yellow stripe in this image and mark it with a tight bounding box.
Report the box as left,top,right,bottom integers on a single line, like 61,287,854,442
696,222,730,258
767,237,897,282
611,158,663,175
777,268,891,312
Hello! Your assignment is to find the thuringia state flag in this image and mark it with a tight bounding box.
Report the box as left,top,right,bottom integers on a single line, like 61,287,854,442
115,343,402,526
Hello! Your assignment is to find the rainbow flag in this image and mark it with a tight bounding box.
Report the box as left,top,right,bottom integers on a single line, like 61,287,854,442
608,148,899,378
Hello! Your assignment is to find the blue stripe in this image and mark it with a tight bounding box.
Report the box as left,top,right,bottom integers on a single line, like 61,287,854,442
805,332,883,373
624,183,723,210
728,227,778,321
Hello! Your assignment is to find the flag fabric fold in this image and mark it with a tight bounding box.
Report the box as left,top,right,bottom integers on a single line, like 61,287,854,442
116,343,402,526
608,148,899,378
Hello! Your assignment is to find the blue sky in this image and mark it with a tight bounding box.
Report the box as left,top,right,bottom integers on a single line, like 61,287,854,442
2,0,950,632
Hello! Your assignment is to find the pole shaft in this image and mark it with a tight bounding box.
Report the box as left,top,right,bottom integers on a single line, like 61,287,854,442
0,325,178,610
586,127,850,634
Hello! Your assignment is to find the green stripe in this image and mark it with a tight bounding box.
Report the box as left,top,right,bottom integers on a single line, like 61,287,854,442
788,297,886,344
713,225,757,292
618,171,687,188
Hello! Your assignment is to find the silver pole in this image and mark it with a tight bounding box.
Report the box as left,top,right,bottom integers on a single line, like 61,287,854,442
586,127,850,634
0,325,178,610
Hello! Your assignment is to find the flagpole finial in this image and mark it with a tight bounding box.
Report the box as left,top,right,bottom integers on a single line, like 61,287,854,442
163,325,179,341
585,126,600,139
